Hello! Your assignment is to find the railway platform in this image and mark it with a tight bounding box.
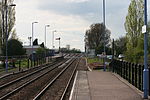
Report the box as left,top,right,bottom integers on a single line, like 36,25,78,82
70,71,145,100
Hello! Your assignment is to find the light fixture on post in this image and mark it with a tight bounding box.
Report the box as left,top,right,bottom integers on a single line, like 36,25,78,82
52,30,57,49
44,25,50,60
5,3,16,72
31,21,38,67
45,25,50,48
56,37,61,53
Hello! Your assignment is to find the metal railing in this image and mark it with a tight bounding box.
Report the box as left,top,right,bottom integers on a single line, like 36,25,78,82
110,59,144,92
0,54,63,72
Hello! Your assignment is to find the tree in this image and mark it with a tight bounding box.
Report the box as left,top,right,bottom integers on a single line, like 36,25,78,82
114,36,127,56
0,0,16,54
2,39,26,56
11,29,18,39
71,48,81,53
124,0,144,62
36,47,45,55
0,0,16,45
95,45,111,55
85,23,111,54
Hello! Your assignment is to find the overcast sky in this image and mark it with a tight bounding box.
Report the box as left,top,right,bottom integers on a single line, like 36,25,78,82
14,0,149,51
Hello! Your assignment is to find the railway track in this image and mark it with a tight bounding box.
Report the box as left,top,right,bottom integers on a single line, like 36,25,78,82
0,59,66,86
33,58,79,100
0,58,72,100
0,59,62,80
0,54,83,100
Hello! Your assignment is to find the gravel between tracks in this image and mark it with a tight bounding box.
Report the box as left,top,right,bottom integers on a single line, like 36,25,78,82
1,57,88,100
0,63,60,98
0,63,51,85
0,59,66,86
5,59,71,100
63,58,88,100
38,59,78,100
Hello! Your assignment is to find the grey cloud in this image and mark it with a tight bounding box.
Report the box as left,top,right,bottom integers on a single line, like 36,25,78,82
38,0,100,14
37,0,135,39
37,0,131,22
38,0,101,21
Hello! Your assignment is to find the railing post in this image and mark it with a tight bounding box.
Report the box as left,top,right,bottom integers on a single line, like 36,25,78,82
37,55,39,66
135,64,138,87
125,62,128,80
115,60,118,73
19,59,21,71
119,61,122,76
112,60,114,72
34,59,35,67
40,57,42,65
124,62,126,79
128,63,131,83
132,63,135,85
117,61,119,74
27,58,29,69
31,58,33,67
142,65,144,91
149,67,150,95
139,65,142,91
12,59,15,68
36,57,38,66
39,57,41,65
113,60,115,73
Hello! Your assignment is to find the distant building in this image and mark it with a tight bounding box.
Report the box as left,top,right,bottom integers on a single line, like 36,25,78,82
87,49,95,57
66,45,70,50
23,45,41,55
85,44,95,57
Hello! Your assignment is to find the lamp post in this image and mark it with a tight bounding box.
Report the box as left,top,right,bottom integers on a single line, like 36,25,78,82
103,0,106,71
52,30,57,49
143,0,149,99
28,37,32,46
44,25,50,59
5,3,16,72
56,37,61,53
45,25,50,48
31,22,38,67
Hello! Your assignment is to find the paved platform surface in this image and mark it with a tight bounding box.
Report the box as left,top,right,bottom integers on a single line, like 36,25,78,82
71,71,143,100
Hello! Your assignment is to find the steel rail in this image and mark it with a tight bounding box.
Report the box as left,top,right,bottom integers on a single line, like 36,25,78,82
0,61,50,80
0,59,71,100
0,56,64,80
33,58,75,100
60,58,80,100
0,60,66,89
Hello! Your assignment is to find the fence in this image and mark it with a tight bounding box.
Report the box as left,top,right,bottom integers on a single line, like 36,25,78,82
110,59,147,93
0,54,63,72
